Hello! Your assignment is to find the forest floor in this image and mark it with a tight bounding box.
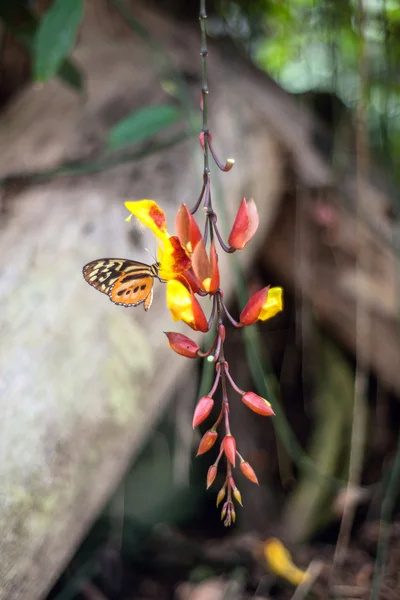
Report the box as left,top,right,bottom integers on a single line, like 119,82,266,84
52,517,400,600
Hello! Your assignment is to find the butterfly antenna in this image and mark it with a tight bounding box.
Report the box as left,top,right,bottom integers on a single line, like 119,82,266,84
144,247,158,264
144,246,158,263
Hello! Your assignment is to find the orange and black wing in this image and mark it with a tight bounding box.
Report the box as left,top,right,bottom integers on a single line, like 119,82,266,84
83,259,155,310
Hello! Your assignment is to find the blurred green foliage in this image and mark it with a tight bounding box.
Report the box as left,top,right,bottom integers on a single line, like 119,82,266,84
107,105,182,150
34,0,84,82
2,0,400,179
211,0,400,180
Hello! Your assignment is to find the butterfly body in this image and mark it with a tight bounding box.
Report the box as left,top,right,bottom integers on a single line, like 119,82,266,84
83,259,160,310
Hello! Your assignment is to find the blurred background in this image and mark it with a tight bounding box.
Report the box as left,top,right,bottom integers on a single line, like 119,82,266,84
1,0,400,599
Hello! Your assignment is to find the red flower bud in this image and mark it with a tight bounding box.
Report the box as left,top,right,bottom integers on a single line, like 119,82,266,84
239,287,269,326
206,465,217,488
192,396,214,428
240,461,259,485
223,435,237,466
165,332,200,358
242,392,275,417
228,198,259,250
196,430,218,456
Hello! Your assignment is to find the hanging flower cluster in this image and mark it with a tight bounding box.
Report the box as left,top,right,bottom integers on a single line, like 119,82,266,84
123,2,283,526
125,191,282,527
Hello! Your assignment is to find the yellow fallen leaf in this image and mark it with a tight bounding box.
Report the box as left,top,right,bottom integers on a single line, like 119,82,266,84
263,537,310,586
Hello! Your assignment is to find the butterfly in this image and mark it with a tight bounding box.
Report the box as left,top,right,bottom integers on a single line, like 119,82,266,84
82,259,161,311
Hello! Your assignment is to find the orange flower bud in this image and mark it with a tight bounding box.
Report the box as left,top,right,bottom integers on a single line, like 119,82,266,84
192,240,210,286
192,240,220,294
233,487,243,506
175,204,202,254
242,392,275,417
231,506,236,522
223,435,237,466
192,396,214,428
216,486,226,507
165,332,200,358
206,465,217,489
228,198,259,250
196,430,218,456
239,287,269,326
209,242,220,292
240,461,259,485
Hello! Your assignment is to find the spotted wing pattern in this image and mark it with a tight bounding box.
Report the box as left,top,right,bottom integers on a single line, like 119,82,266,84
82,259,158,310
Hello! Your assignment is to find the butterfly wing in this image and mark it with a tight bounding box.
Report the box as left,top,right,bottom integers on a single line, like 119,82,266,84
83,259,155,310
109,272,154,309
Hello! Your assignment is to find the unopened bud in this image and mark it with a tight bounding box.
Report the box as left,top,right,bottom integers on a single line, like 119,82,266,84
240,460,259,485
165,331,200,358
206,465,217,489
228,198,259,250
233,487,243,506
242,391,275,417
216,486,226,507
196,430,218,456
221,501,228,520
192,396,214,428
223,435,237,466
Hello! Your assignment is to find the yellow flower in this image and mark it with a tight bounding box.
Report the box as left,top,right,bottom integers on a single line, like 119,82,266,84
125,200,191,281
259,287,283,321
240,286,283,326
263,538,310,586
166,280,208,332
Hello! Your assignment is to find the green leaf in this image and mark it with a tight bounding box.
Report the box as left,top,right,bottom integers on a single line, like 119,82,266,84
34,0,84,82
57,60,83,92
107,105,181,150
0,3,84,92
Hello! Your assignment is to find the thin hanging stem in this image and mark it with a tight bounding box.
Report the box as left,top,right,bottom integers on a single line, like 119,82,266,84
199,0,210,174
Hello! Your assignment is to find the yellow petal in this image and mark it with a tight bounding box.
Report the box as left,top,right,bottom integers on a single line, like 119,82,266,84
166,280,195,325
259,287,283,321
125,200,169,241
264,538,310,586
202,277,212,292
158,236,192,281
